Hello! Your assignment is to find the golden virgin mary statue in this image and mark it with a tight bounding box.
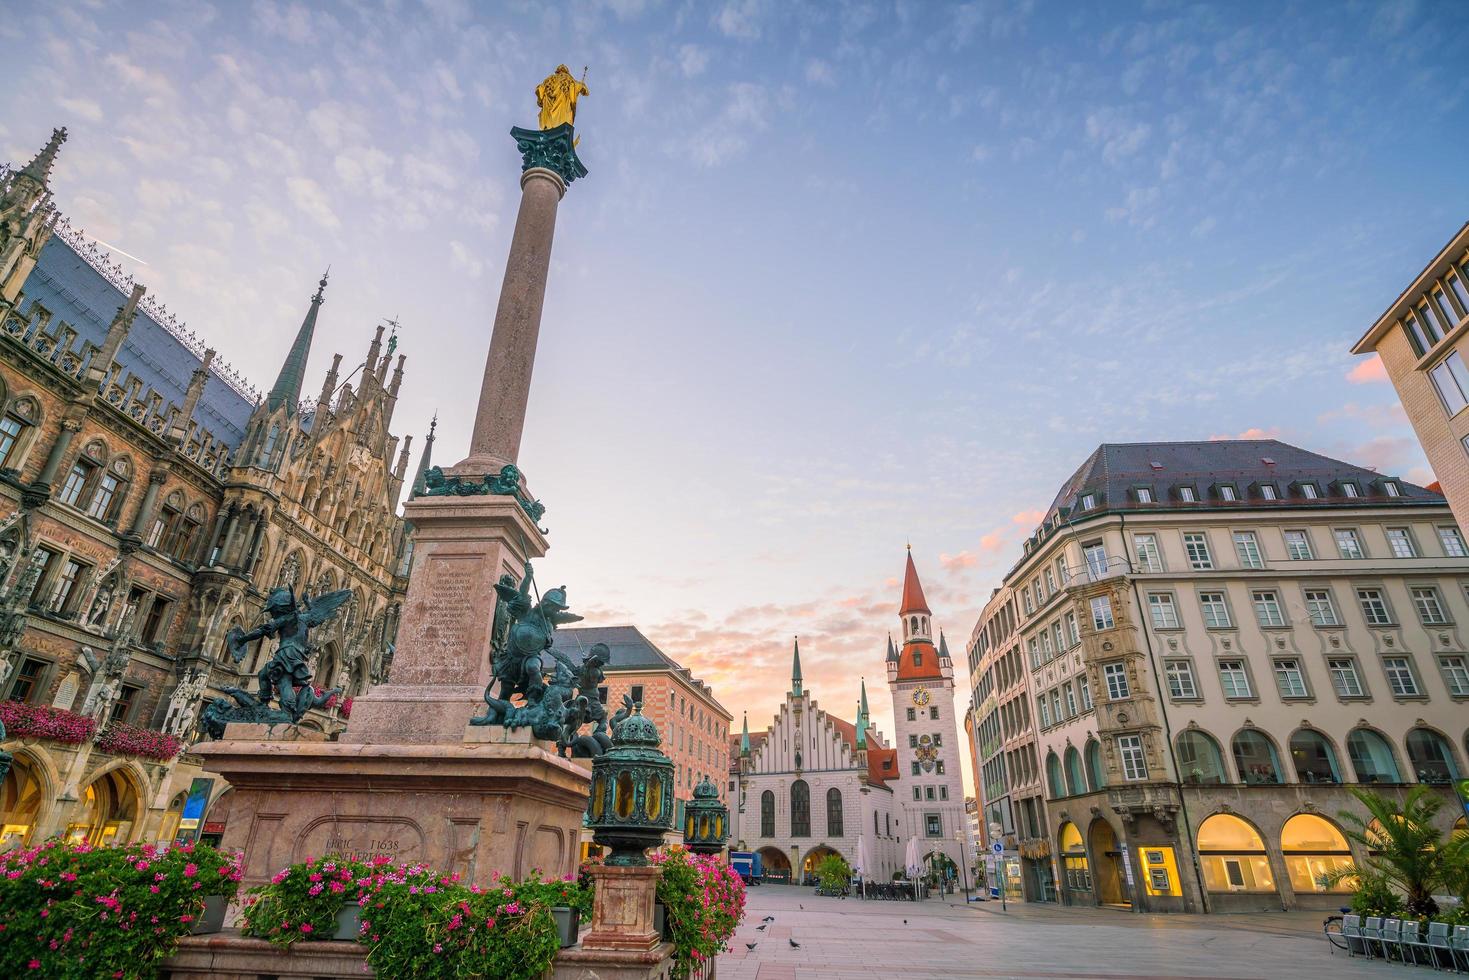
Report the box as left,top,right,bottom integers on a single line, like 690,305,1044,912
536,65,589,130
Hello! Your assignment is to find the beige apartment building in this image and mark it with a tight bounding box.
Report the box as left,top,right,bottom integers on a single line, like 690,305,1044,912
969,439,1469,913
1352,222,1469,526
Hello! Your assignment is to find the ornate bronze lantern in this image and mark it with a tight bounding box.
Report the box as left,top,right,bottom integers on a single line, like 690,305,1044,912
587,704,674,865
682,776,729,856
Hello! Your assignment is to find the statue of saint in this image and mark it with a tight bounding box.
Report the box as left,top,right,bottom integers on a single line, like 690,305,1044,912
226,587,350,723
536,65,589,130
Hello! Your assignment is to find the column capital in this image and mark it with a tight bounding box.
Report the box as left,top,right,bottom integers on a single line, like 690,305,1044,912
147,469,168,485
60,418,83,433
510,124,586,188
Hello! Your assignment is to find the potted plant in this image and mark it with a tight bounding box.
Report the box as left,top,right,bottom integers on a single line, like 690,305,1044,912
240,856,378,947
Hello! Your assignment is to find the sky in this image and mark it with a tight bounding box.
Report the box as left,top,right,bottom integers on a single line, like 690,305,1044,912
3,0,1468,792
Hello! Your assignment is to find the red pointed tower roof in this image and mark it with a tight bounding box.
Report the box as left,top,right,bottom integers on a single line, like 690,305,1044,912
899,547,931,615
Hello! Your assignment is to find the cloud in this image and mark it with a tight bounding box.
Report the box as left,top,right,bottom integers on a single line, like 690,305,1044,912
939,551,977,570
682,83,769,167
971,144,992,162
59,97,104,122
1208,426,1280,440
1341,435,1423,474
1085,107,1151,165
677,44,708,77
715,0,764,39
285,176,339,229
1346,355,1388,384
448,240,483,279
1191,216,1216,237
1011,509,1046,526
805,59,835,86
978,532,1005,552
1317,401,1407,429
253,0,315,43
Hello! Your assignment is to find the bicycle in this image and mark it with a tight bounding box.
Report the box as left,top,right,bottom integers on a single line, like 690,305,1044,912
1324,911,1349,952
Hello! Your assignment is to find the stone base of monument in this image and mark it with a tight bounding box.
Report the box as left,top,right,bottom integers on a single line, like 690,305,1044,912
192,726,589,892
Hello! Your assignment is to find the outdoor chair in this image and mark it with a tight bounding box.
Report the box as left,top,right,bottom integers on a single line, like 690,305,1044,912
1363,917,1385,959
1399,920,1431,967
1451,926,1469,972
1423,921,1454,972
1341,914,1365,957
1380,918,1405,963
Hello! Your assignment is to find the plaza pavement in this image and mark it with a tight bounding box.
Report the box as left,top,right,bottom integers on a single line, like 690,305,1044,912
718,884,1405,979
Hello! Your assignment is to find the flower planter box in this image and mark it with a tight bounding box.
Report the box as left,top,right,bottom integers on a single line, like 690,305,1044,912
190,894,229,935
333,903,360,941
551,906,579,948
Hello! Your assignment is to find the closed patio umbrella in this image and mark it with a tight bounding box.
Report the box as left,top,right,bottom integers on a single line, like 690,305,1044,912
856,835,872,897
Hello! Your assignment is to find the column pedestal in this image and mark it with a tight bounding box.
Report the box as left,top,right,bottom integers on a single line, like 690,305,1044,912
580,865,662,953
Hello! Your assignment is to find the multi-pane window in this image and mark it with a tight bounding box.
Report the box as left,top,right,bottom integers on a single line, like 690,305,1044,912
1199,592,1231,629
1386,528,1418,558
110,684,141,724
1044,567,1057,595
1147,593,1180,629
1218,659,1252,699
1079,493,1096,510
1284,530,1314,560
1136,487,1153,503
58,461,93,507
1357,588,1393,625
1165,660,1198,699
1438,527,1467,557
1063,683,1077,717
1038,695,1051,728
1259,484,1277,500
1079,677,1093,710
1090,596,1114,631
1117,735,1147,781
86,473,120,520
1328,658,1364,698
1083,542,1108,580
1040,630,1053,659
1051,621,1064,655
1438,655,1469,696
1430,351,1469,415
1065,612,1080,646
1300,483,1320,499
1412,586,1448,625
1133,533,1162,573
1384,481,1402,498
6,656,48,702
1273,658,1308,699
1383,657,1419,697
1219,485,1237,501
48,559,86,613
1335,529,1364,558
1304,589,1340,627
1028,638,1040,669
1102,662,1130,700
1252,590,1286,628
1233,531,1263,568
1183,532,1213,570
1178,486,1196,502
0,415,24,467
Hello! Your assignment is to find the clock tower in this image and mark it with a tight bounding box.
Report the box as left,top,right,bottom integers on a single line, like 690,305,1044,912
888,549,974,885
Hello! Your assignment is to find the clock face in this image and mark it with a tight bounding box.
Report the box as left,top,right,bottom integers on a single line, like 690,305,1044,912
912,687,931,707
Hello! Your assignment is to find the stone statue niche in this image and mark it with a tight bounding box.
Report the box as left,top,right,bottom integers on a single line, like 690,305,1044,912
469,559,610,759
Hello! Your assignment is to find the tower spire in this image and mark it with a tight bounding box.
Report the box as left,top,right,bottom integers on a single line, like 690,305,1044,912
410,413,437,499
18,127,67,186
266,270,328,415
740,711,750,757
900,549,931,615
856,677,870,749
790,636,803,697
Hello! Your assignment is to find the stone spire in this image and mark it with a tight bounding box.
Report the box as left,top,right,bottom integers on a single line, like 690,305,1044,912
790,636,803,697
169,348,214,445
938,630,952,665
317,353,342,416
266,271,327,415
855,677,870,749
18,127,67,186
409,414,437,499
886,633,897,663
739,711,750,757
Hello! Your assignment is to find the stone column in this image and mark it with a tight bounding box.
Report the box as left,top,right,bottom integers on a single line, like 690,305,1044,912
203,509,229,566
127,470,168,538
29,418,82,492
218,507,241,567
460,167,566,473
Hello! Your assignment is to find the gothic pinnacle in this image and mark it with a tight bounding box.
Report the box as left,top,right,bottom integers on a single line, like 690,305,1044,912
19,127,67,185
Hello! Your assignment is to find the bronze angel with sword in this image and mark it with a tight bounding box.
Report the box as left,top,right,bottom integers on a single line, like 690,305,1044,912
226,587,352,724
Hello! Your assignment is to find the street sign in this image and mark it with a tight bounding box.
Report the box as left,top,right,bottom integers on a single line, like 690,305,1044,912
991,841,1004,854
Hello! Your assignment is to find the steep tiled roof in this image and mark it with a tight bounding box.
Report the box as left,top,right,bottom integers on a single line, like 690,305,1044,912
894,639,944,682
828,715,897,788
899,550,931,615
550,625,680,670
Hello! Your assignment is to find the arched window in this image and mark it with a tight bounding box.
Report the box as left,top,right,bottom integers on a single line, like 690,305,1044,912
1197,814,1275,894
1231,730,1283,785
790,780,810,837
1281,814,1353,894
0,396,38,470
1347,728,1402,784
1406,727,1460,784
1177,730,1227,784
149,491,184,552
1059,821,1090,890
912,648,922,667
1084,739,1106,791
1045,752,1064,799
910,616,918,634
1064,746,1085,796
826,787,843,837
259,423,281,468
760,791,774,837
1288,729,1341,783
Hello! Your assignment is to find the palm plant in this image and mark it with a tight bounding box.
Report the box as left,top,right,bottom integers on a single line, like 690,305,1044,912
1327,786,1448,917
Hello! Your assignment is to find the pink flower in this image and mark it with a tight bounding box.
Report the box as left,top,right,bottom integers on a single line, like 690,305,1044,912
28,960,40,970
300,924,314,934
135,860,149,871
183,863,198,878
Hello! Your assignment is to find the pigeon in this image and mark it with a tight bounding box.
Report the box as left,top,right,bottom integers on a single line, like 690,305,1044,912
903,919,907,924
789,938,801,949
762,916,775,923
799,904,804,910
745,942,757,950
756,924,767,932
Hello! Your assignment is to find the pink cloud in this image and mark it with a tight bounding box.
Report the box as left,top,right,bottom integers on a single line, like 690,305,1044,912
1208,426,1281,441
978,532,1005,552
939,550,977,569
1010,509,1046,526
1347,355,1388,384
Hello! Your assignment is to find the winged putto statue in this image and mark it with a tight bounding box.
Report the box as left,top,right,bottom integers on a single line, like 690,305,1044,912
203,587,351,734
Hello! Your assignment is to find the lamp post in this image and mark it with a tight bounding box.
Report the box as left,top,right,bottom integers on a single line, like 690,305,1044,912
683,776,730,856
955,831,971,903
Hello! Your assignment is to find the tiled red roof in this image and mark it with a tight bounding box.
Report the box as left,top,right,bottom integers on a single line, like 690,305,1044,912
893,639,944,681
900,551,931,615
